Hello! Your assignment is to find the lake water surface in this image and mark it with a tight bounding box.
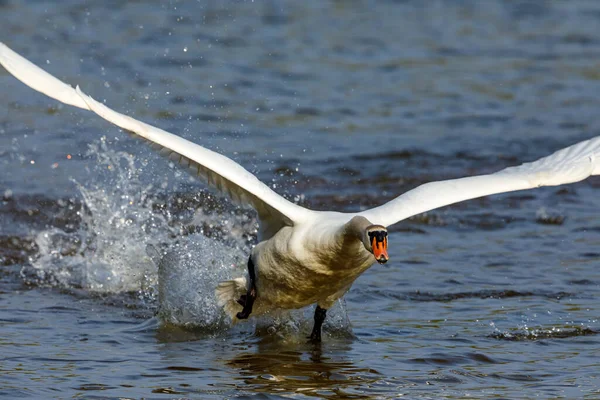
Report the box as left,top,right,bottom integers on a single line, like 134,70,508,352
1,1,600,398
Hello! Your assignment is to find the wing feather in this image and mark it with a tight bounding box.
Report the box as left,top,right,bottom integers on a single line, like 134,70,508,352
0,42,312,239
360,136,600,227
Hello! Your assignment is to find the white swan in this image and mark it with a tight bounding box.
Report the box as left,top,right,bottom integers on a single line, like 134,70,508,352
1,42,599,341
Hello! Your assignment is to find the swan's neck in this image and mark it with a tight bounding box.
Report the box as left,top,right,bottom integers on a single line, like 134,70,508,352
306,215,373,272
340,215,374,250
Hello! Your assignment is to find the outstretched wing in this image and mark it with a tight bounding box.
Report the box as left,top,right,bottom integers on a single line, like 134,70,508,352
359,136,600,227
0,42,313,239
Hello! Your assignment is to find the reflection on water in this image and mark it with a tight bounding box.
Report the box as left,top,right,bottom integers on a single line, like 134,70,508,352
227,341,382,398
153,315,374,397
151,322,381,398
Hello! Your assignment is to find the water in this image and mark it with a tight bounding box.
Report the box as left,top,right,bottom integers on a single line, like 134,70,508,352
1,0,600,398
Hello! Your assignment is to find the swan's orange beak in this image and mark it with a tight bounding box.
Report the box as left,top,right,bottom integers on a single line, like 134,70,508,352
372,236,389,264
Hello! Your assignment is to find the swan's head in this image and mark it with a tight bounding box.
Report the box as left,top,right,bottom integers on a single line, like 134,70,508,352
365,225,389,264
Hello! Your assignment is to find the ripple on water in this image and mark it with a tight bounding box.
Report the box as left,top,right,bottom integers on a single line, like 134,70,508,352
354,287,575,302
489,327,599,341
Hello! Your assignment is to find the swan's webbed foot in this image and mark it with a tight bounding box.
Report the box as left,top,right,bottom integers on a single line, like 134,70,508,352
236,257,256,320
236,287,256,319
307,305,327,343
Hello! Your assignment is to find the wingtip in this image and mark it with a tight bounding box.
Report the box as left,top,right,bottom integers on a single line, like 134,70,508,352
74,84,84,101
74,84,90,100
74,84,91,105
68,82,96,111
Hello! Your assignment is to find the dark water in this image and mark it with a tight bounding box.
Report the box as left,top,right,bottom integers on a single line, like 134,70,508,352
2,0,600,398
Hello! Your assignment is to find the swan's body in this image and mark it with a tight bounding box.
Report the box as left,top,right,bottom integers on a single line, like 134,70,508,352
223,214,376,318
1,42,599,341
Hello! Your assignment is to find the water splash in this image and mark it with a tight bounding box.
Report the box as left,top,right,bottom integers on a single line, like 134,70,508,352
24,139,172,295
22,138,239,314
153,236,247,330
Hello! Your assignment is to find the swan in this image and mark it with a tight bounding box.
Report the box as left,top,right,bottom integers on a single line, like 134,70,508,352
1,42,599,342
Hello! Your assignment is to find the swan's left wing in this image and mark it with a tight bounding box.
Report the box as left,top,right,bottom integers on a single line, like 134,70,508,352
359,136,600,227
0,42,313,239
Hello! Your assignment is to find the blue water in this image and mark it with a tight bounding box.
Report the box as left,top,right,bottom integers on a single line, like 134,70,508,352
1,1,600,398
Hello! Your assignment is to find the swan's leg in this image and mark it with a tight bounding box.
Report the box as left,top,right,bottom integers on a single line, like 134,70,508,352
236,257,256,319
308,305,327,342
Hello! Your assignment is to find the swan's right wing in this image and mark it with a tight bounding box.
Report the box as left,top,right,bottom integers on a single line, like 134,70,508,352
0,42,313,239
360,136,600,227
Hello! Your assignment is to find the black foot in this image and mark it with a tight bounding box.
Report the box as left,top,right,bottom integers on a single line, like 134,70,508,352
236,288,255,319
236,310,251,319
236,257,256,320
307,305,327,343
307,332,322,343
